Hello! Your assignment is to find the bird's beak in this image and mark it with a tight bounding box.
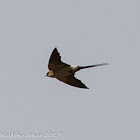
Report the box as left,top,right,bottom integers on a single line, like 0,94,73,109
45,72,49,77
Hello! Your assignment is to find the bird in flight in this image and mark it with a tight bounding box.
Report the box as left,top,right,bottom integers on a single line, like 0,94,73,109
46,48,108,89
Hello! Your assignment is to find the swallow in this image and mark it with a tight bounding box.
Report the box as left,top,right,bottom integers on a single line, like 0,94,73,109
46,48,108,89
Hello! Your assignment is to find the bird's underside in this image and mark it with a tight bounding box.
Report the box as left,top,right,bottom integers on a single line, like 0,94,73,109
46,48,108,89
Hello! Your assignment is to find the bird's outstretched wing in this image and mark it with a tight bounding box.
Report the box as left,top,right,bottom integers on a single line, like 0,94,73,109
56,74,89,89
48,48,69,71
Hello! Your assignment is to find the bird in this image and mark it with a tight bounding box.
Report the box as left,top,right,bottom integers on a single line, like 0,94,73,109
45,48,108,89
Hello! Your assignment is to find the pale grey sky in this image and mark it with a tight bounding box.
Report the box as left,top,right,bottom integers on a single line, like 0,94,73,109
0,0,140,140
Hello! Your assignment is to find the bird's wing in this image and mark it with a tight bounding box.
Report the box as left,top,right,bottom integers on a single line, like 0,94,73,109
56,74,89,89
48,48,69,71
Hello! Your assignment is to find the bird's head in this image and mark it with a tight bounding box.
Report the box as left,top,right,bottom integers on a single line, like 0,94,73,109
45,70,55,78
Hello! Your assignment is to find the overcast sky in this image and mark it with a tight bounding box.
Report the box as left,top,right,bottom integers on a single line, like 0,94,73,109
0,0,140,140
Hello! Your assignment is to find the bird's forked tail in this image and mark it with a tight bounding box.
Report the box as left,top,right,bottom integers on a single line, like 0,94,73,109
78,63,108,70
